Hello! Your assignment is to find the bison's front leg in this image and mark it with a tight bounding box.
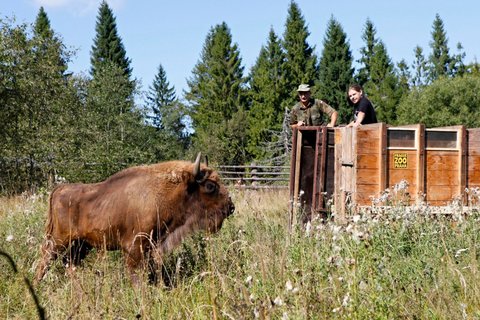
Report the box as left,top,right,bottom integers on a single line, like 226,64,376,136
122,238,153,285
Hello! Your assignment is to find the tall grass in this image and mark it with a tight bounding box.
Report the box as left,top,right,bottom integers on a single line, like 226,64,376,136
1,187,480,319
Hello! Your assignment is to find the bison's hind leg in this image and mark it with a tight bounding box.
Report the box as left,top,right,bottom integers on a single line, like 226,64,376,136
64,239,92,267
35,237,65,283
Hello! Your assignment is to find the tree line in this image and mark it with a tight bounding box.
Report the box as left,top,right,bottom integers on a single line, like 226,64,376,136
1,1,480,194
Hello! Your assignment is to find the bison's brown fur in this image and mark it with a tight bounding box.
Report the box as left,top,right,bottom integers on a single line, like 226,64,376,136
35,155,234,283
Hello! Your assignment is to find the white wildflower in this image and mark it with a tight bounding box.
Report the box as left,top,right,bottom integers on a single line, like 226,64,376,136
6,235,14,242
345,224,353,233
352,215,361,223
332,307,341,313
359,280,368,291
245,275,253,285
273,297,283,306
342,293,350,307
331,225,342,235
304,221,311,236
461,303,467,320
455,248,468,258
285,280,293,291
282,312,289,320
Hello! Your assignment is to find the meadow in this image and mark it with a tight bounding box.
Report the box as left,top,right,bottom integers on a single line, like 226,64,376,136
1,186,480,319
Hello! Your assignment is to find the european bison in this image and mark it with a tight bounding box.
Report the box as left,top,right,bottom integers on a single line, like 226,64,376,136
35,153,234,283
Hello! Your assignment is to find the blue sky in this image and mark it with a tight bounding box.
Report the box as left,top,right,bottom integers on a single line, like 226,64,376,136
2,0,479,100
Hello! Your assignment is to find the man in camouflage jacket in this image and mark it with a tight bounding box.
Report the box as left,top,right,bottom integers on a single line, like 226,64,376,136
290,84,338,128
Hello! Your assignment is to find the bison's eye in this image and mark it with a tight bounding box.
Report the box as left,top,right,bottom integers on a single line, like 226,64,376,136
204,180,217,194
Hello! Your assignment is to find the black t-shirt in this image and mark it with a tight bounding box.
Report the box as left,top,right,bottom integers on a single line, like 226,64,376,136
354,97,377,125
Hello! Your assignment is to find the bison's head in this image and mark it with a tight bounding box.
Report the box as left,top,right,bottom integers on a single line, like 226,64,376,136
187,153,235,232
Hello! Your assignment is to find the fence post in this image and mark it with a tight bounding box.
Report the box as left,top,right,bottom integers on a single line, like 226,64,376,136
250,162,257,187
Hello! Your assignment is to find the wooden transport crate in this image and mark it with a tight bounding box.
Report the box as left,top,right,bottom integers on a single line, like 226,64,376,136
289,124,480,221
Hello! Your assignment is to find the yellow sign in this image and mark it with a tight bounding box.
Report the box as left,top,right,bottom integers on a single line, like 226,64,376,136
393,153,408,169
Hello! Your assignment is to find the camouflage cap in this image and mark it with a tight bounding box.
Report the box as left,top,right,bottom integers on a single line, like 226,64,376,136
297,84,311,92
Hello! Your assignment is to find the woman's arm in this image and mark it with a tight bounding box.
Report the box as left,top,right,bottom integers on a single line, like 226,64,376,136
347,111,365,127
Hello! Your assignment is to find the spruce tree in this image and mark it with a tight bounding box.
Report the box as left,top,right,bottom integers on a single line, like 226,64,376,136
317,17,354,124
363,41,400,124
282,1,318,107
33,6,67,74
428,14,453,82
185,22,247,165
247,28,289,161
90,1,132,79
146,64,187,160
34,7,53,39
147,64,176,129
356,18,378,85
411,46,427,86
396,59,411,99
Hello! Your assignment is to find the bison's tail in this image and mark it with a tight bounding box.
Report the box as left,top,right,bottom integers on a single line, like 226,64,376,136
44,185,60,236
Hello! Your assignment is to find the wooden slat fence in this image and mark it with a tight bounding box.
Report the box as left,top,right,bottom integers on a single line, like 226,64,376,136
216,164,290,189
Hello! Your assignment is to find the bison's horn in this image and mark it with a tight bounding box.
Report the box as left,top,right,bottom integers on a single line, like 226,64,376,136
193,152,202,179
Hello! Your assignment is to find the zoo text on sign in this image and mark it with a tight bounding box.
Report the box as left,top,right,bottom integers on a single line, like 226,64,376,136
393,153,408,169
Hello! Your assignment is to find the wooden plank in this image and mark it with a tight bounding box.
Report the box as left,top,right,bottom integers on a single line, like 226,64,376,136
338,127,356,216
293,130,303,208
356,128,381,140
334,127,355,220
319,126,328,209
351,127,358,204
357,154,380,169
312,128,321,211
426,153,459,170
426,170,460,186
459,126,467,201
467,155,480,186
356,139,380,154
356,126,380,155
356,184,382,205
388,169,417,188
467,128,480,143
289,128,298,200
468,157,480,171
417,124,426,200
426,185,460,201
379,122,388,193
356,169,380,185
334,128,345,221
324,130,336,201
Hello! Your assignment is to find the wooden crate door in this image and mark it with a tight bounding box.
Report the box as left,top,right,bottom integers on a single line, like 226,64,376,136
425,127,465,205
386,125,423,204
